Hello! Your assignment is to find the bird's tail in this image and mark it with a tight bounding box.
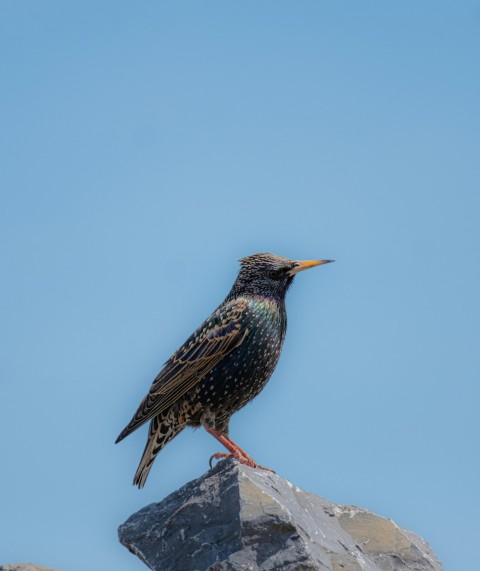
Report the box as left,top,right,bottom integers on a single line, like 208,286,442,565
133,409,184,488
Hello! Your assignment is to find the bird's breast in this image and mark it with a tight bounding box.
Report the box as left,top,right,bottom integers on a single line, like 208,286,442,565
196,296,286,413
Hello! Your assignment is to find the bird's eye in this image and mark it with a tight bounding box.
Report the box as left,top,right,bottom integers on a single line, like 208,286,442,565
269,269,285,280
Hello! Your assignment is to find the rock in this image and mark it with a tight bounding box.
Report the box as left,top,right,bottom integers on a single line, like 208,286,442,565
0,566,60,571
118,459,443,571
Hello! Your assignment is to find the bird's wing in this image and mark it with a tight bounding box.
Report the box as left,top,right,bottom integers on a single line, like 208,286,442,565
116,298,249,442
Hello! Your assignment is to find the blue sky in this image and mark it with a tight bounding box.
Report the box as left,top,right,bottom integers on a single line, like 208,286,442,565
1,2,479,569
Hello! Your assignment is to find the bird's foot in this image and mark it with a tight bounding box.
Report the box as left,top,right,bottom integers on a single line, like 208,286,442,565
209,451,275,473
209,452,234,468
205,427,275,472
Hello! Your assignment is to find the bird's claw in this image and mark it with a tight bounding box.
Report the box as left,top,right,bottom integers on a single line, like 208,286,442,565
254,463,276,474
209,452,234,468
209,452,275,473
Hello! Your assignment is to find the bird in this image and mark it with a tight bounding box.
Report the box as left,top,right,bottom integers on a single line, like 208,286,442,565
116,252,333,487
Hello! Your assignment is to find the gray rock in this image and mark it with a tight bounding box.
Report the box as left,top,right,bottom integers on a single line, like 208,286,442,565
118,459,443,571
0,566,60,571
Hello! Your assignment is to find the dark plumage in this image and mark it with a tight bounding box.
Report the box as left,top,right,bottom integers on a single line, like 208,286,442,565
116,253,333,487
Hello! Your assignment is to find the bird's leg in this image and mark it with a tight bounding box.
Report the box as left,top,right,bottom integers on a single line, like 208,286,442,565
205,427,274,472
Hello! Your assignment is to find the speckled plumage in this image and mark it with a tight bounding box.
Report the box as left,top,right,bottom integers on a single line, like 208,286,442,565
116,253,333,487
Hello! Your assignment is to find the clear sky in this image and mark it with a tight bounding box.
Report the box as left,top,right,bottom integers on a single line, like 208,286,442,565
1,2,479,569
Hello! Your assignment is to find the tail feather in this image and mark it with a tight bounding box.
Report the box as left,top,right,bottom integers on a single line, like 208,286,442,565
133,410,184,488
115,396,150,444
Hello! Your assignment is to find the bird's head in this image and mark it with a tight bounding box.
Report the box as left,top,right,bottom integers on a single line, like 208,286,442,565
230,252,334,299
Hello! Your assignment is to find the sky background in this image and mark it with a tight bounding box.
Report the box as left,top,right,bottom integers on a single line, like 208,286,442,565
1,2,479,569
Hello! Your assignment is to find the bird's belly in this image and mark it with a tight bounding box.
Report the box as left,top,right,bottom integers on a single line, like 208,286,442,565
195,329,283,417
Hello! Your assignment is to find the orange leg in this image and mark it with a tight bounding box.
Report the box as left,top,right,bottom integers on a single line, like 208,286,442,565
205,427,274,472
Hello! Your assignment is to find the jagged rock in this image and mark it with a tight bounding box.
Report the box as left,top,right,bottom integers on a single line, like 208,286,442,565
118,459,443,571
0,566,60,571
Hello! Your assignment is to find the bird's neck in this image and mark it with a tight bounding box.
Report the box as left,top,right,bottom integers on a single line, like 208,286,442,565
226,277,292,302
225,287,286,312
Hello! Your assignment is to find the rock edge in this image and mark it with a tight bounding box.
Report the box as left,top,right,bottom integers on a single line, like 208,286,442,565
119,459,443,571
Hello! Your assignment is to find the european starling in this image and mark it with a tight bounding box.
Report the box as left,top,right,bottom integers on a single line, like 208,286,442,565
116,253,333,487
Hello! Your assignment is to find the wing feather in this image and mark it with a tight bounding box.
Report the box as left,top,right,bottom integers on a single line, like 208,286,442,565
115,298,249,443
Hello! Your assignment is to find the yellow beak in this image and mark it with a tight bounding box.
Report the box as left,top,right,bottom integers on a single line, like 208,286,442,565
288,259,334,276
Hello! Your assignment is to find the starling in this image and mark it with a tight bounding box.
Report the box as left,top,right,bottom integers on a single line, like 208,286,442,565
116,253,333,487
